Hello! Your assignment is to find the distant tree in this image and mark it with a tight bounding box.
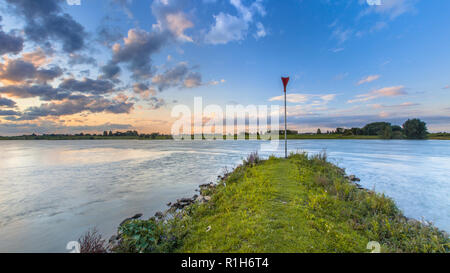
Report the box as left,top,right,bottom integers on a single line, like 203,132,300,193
381,125,393,139
109,130,113,136
316,128,322,135
363,122,391,136
403,119,428,139
351,128,363,135
336,128,344,134
103,131,108,136
391,125,402,132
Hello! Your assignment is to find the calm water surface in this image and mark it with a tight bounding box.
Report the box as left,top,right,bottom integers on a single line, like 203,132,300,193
0,140,449,252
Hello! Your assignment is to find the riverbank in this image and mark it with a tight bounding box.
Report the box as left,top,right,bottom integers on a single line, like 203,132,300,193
1,134,448,140
105,153,449,253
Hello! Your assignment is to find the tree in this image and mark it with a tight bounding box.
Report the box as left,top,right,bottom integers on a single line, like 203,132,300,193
103,131,108,136
316,128,322,135
363,122,391,136
381,125,393,139
403,119,428,139
336,128,344,134
109,130,113,136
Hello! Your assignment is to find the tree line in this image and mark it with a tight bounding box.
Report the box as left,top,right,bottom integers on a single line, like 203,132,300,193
317,119,429,139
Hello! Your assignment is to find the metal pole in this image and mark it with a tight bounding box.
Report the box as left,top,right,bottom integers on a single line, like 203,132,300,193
284,90,287,158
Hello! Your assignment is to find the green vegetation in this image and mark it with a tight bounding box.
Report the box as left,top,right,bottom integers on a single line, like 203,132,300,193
403,119,428,139
303,119,428,140
117,153,449,253
1,118,447,140
0,131,173,140
428,133,450,140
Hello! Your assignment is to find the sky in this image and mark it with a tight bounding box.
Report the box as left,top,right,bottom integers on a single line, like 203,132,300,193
0,0,449,135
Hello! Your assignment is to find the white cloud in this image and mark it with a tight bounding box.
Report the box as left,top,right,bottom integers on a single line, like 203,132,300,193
367,0,417,19
204,0,266,45
331,27,353,44
151,0,194,43
67,0,81,5
269,93,336,104
254,22,266,39
357,75,381,85
348,86,406,103
165,12,194,42
204,13,249,45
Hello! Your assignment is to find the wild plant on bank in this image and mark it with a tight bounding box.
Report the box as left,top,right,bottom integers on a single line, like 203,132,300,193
243,152,261,166
78,227,107,253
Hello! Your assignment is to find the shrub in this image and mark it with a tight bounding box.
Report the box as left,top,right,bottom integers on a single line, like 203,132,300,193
78,227,107,253
118,219,181,253
243,152,261,166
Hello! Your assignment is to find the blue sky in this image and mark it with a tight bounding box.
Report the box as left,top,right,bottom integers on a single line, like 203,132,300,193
0,0,449,135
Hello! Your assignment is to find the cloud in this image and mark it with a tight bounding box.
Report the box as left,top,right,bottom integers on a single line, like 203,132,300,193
22,48,50,66
331,48,344,53
0,95,17,108
0,59,62,84
184,72,202,88
147,97,166,110
6,0,86,53
361,0,417,19
151,0,194,42
269,93,336,104
164,12,194,42
58,78,116,95
443,85,449,90
152,62,189,91
100,62,121,80
151,62,209,91
370,102,420,109
0,109,20,116
204,0,266,45
0,17,24,55
68,53,98,66
16,95,134,120
331,27,353,44
204,13,249,45
110,28,169,80
254,22,266,38
348,86,407,103
357,75,381,85
0,76,117,100
0,84,65,101
132,82,156,99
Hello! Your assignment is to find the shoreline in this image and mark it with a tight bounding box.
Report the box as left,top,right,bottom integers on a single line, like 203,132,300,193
99,153,449,253
1,137,449,141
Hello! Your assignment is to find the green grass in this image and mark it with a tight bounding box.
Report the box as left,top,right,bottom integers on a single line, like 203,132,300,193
429,133,450,140
118,153,449,253
286,134,379,140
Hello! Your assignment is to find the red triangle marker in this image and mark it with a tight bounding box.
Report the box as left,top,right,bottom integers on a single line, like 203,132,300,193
282,77,290,92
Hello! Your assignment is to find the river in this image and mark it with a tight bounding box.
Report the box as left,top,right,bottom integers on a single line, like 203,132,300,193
0,139,449,252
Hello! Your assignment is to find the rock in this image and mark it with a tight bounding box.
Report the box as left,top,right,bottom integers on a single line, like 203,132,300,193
348,175,361,182
204,196,211,202
196,195,206,203
167,202,172,206
119,213,143,226
155,211,164,219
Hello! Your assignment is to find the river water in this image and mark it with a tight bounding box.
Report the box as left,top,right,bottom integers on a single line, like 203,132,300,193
0,140,449,252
